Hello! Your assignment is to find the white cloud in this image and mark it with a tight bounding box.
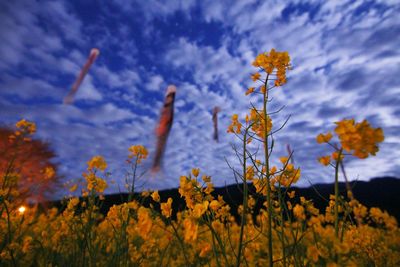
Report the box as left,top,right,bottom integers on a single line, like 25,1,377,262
145,74,165,92
1,0,399,196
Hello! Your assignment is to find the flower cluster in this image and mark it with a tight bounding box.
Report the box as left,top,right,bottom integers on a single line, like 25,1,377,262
15,119,36,135
252,48,291,86
248,107,273,138
227,114,242,134
87,155,107,171
317,119,384,166
8,119,37,143
272,157,301,187
335,119,384,159
161,197,173,218
128,145,148,163
84,155,108,193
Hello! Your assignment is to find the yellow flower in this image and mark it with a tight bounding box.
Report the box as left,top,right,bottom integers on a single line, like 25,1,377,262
245,166,254,180
316,132,333,144
251,72,261,81
70,196,80,206
276,166,301,187
191,168,200,177
245,87,255,95
227,114,242,134
287,191,295,199
183,218,198,243
69,184,78,192
202,175,211,183
128,145,148,163
151,191,160,202
161,198,173,218
307,245,319,263
22,236,33,253
209,200,220,211
193,201,209,218
280,157,289,164
204,183,214,195
260,85,266,94
141,190,150,197
136,207,153,239
332,151,344,161
318,155,331,166
84,172,108,193
16,119,36,134
199,243,212,258
43,166,55,179
252,49,290,86
270,166,277,175
293,204,306,220
248,107,272,138
335,119,384,159
87,155,107,171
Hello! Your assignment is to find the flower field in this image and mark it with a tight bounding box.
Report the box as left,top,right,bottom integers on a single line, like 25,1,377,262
1,50,399,266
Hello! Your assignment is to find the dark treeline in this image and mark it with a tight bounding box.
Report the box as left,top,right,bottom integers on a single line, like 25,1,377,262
49,177,400,223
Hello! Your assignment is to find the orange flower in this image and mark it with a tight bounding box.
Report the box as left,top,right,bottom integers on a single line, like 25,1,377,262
316,132,333,144
318,155,331,166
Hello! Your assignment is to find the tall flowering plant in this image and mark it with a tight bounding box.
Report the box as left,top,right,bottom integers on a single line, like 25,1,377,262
227,49,295,266
316,119,384,239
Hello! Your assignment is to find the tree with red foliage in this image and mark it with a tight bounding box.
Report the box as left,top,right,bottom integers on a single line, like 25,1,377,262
0,120,59,203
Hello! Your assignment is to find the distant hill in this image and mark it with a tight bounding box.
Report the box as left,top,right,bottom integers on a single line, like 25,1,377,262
50,177,400,222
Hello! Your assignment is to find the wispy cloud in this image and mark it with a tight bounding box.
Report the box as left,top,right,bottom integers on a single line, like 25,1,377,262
0,0,399,197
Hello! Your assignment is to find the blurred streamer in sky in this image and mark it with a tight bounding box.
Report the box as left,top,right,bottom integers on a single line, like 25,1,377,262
152,85,176,173
64,48,100,104
213,106,221,142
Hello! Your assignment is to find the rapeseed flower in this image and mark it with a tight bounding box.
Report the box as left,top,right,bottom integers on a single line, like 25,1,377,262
335,119,384,159
151,191,160,202
252,49,290,86
245,87,255,95
87,155,107,171
316,132,333,144
318,155,331,166
161,198,173,218
15,119,36,135
191,168,200,177
128,145,148,163
227,114,242,134
251,72,261,81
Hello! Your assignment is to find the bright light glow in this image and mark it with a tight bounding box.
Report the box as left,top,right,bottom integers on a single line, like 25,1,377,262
18,206,26,214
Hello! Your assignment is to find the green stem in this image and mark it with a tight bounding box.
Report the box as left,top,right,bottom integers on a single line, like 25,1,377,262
277,184,286,267
236,128,249,267
207,221,230,266
334,148,343,239
128,157,139,203
170,222,190,266
263,74,274,266
1,201,17,267
211,230,222,267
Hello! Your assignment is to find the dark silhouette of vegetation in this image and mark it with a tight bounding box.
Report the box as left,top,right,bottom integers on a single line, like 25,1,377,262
50,177,400,223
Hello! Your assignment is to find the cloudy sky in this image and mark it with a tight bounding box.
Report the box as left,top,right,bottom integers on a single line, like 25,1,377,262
1,0,399,195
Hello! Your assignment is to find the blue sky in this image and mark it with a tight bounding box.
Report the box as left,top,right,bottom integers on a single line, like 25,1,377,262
1,0,399,194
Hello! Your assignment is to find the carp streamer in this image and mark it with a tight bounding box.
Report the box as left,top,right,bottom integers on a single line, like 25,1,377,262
152,85,176,172
64,48,100,104
212,106,221,142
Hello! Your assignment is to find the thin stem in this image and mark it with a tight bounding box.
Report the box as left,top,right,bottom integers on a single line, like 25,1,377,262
263,73,274,266
277,183,287,267
128,157,139,203
236,127,249,267
334,148,343,239
170,222,190,266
